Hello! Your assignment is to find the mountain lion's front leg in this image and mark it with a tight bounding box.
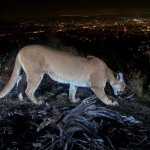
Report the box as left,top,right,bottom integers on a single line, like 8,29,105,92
69,85,80,103
91,87,118,106
90,73,118,106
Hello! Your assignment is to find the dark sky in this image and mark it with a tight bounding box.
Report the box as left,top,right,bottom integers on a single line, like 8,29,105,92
0,0,150,19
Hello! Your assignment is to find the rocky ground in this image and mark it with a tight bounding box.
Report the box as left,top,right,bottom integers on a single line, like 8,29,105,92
0,77,150,150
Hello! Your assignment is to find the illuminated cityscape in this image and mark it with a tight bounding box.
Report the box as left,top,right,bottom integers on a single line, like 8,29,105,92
0,15,150,46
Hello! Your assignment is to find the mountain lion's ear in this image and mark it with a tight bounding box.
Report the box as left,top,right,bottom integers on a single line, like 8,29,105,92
116,73,123,82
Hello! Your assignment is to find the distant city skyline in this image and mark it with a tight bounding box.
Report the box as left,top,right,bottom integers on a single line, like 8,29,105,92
0,0,150,19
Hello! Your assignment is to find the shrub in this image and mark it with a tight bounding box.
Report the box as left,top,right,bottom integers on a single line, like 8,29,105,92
63,46,84,56
127,70,147,97
0,54,15,90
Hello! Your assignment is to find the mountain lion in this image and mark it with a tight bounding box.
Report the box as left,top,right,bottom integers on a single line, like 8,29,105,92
0,45,126,106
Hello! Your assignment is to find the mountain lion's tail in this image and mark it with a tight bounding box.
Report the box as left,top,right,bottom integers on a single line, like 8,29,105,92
0,55,21,98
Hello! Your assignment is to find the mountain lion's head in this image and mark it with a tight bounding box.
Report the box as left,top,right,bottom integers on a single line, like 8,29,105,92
112,73,126,96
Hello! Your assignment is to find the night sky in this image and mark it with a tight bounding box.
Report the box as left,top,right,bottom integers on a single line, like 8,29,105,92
0,0,150,19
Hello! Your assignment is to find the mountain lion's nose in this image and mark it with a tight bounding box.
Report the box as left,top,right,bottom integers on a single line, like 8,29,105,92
117,91,123,95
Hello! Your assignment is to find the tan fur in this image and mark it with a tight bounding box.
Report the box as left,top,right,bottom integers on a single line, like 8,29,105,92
0,45,126,106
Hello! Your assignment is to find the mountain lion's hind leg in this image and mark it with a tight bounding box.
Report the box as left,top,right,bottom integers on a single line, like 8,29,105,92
17,71,27,101
69,85,80,103
25,73,44,105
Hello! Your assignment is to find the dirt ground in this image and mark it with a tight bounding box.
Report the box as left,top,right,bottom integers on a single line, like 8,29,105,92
0,79,150,150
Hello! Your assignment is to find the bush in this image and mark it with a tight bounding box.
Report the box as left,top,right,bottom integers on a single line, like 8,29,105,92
127,70,147,97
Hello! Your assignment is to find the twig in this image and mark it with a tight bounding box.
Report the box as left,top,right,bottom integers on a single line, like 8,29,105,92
106,136,115,150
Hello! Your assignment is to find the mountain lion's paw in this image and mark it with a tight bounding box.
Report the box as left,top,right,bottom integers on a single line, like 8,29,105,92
18,93,24,101
70,98,81,103
112,101,119,106
39,100,45,105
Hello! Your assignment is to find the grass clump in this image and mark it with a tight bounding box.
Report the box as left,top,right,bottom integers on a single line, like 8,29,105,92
127,69,147,97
